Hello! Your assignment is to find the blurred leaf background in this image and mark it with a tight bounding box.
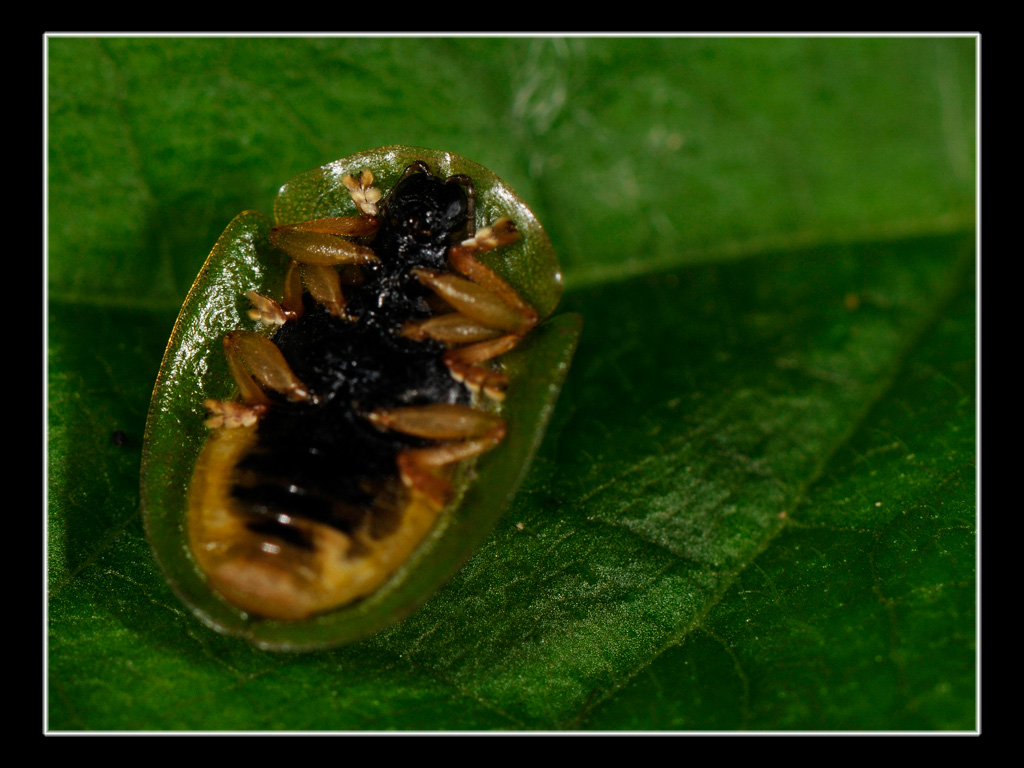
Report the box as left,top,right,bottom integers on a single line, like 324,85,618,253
46,36,976,731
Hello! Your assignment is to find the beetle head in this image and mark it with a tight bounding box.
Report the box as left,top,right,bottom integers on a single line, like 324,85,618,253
384,170,471,249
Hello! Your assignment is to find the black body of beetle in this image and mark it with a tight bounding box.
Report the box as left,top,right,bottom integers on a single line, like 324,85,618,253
232,171,474,549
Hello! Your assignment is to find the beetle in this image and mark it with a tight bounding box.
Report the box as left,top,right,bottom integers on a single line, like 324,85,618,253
142,147,579,649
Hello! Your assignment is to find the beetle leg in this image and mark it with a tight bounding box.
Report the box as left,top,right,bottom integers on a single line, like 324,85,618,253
399,436,507,509
448,218,527,306
343,169,383,217
281,259,306,317
202,330,282,428
412,269,536,335
367,404,506,508
246,261,305,326
202,399,267,429
367,403,504,439
246,290,290,326
413,253,537,400
223,330,314,404
270,225,379,268
276,215,380,237
250,259,358,322
442,336,520,400
269,173,381,265
300,263,354,320
400,313,505,344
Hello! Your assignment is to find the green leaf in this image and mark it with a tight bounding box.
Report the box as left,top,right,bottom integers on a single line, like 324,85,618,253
47,36,976,731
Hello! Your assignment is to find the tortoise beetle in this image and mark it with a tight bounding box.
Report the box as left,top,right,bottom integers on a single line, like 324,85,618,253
141,147,580,650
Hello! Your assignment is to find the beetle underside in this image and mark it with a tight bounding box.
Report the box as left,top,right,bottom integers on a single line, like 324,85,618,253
189,162,538,620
